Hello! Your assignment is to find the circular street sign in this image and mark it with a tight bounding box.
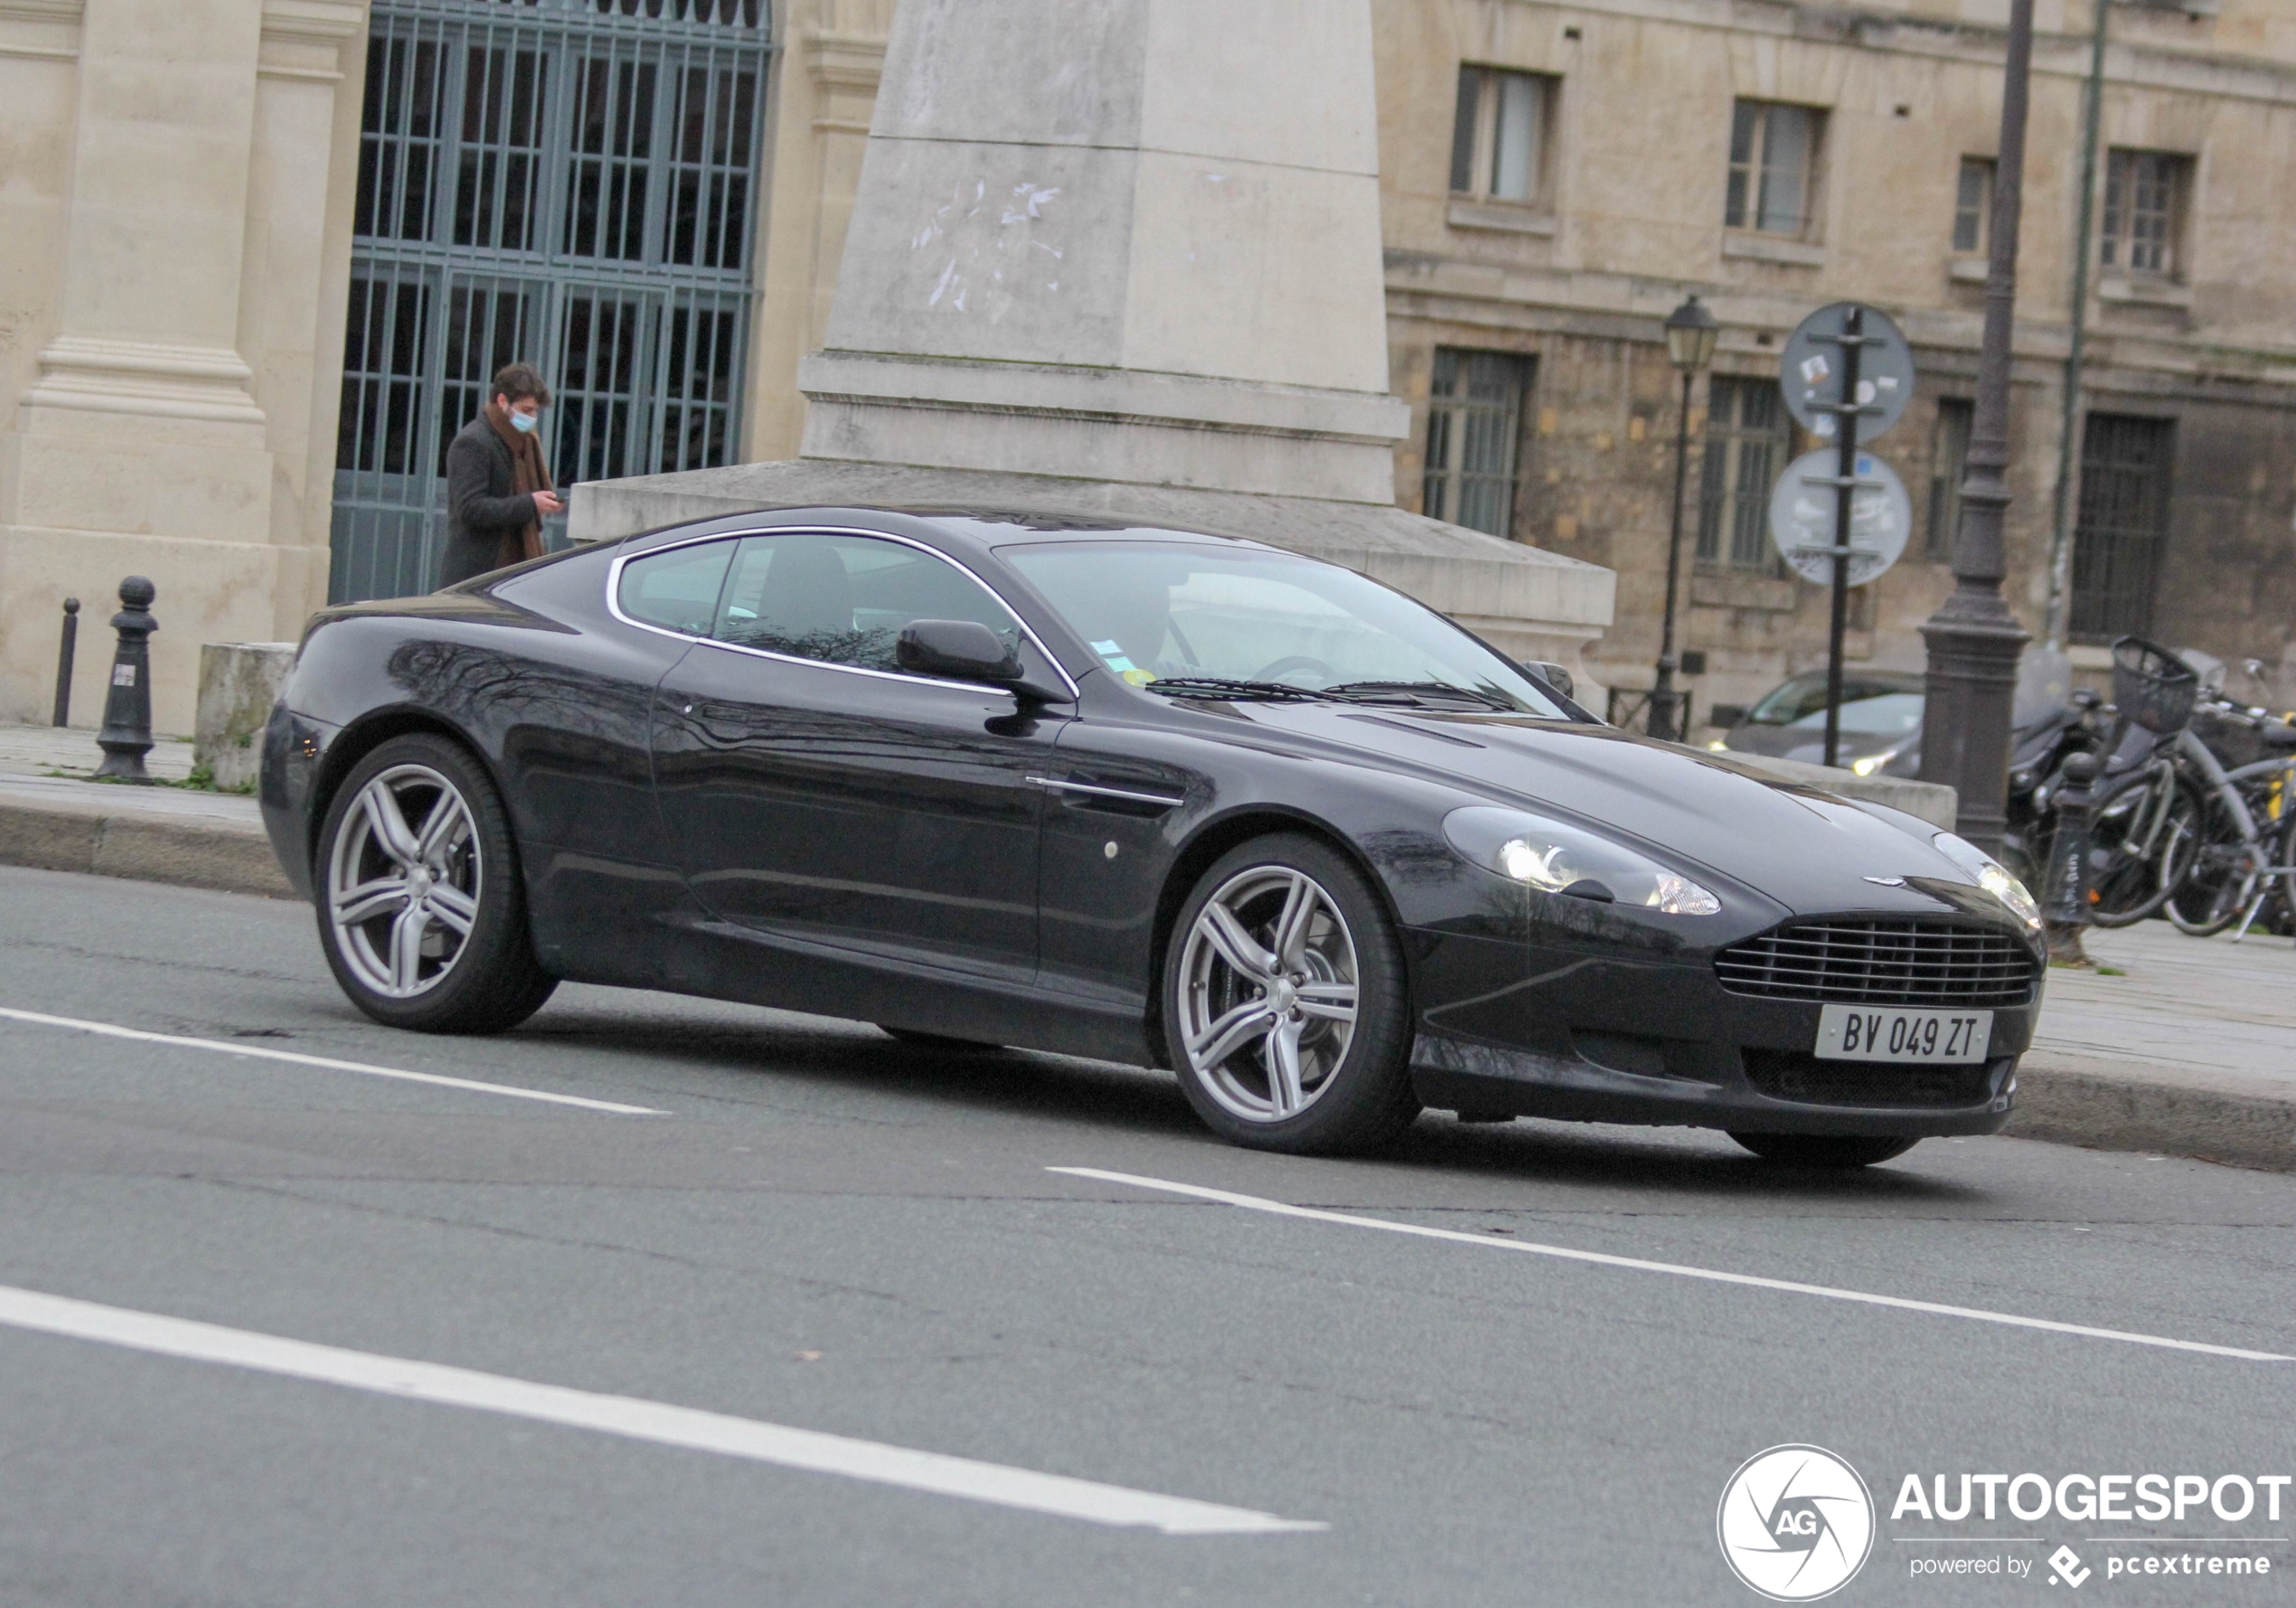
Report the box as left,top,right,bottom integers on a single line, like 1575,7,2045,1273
1767,448,1913,587
1779,303,1916,442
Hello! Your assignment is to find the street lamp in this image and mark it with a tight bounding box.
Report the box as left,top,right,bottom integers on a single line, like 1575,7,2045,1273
1648,294,1719,743
1918,0,2035,855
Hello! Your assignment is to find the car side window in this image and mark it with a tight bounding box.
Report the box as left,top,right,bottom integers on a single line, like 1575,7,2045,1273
710,532,1022,674
617,540,736,637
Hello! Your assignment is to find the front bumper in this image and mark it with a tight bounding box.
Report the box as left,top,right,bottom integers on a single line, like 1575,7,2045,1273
1405,928,2034,1137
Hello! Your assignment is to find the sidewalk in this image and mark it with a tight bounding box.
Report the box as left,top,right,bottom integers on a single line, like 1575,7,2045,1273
2017,922,2295,1173
0,721,2288,1172
0,723,287,898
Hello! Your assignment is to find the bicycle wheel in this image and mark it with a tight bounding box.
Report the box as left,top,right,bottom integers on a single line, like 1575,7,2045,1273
2085,768,2201,928
2163,786,2259,936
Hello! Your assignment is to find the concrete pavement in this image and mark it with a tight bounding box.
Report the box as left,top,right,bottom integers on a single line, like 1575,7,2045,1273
0,865,2291,1606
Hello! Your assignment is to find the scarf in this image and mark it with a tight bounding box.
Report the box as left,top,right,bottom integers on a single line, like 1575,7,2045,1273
485,401,556,568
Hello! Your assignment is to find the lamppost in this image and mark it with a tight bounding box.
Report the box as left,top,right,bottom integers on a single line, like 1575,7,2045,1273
1648,294,1719,743
1919,0,2035,856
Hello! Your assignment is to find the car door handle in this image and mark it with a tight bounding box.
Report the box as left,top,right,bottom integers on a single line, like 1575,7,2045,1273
1025,776,1187,811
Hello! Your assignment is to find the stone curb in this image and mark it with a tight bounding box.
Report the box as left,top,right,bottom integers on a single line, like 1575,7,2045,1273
0,795,295,899
2007,1056,2296,1176
3,794,2289,1173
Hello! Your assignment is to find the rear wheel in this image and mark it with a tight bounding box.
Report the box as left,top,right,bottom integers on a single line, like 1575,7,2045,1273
2084,769,2199,928
2162,791,2260,937
315,734,556,1034
1728,1133,1918,1168
1162,834,1419,1155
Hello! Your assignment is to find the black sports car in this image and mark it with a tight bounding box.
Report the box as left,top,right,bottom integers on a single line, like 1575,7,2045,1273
260,507,2047,1166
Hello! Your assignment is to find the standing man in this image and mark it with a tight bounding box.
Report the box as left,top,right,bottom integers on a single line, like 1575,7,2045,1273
439,362,564,588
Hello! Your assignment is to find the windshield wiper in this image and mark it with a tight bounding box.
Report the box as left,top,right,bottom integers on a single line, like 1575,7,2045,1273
1145,676,1328,702
1319,681,1520,712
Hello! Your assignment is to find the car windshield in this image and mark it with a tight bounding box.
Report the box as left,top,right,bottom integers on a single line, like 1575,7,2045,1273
1746,677,1924,737
999,540,1567,716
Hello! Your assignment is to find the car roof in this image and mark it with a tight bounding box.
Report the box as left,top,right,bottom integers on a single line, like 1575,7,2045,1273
619,504,1271,565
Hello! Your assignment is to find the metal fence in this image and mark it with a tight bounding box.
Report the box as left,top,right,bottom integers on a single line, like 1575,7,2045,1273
332,0,774,602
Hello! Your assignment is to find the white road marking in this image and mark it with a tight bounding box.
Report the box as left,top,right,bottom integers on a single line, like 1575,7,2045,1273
0,1284,1320,1536
0,1006,661,1115
1050,1168,2292,1366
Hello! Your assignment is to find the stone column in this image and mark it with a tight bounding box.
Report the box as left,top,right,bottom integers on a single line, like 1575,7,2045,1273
796,0,1411,502
0,0,279,733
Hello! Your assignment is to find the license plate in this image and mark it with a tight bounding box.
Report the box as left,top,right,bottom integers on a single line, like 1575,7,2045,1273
1815,1004,1993,1064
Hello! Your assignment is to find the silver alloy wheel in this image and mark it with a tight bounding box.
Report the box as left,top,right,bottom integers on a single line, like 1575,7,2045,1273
327,763,482,1000
1176,865,1360,1124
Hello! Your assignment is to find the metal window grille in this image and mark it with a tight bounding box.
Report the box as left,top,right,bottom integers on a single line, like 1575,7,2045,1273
2101,149,2186,277
333,0,772,603
1695,376,1790,569
2069,413,2176,643
1925,398,1972,561
1422,349,1531,538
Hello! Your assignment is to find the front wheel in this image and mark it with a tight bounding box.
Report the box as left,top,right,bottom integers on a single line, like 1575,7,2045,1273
1728,1133,1919,1168
315,734,557,1034
1162,834,1419,1155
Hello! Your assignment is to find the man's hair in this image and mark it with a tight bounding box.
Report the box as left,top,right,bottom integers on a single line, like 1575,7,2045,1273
491,362,550,407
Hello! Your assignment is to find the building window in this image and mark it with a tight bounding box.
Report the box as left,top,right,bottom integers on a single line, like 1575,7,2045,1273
1423,349,1533,537
1696,377,1792,569
2101,149,2190,277
1925,399,1973,560
1952,159,1992,254
2070,413,2176,642
1449,68,1553,205
1725,100,1821,237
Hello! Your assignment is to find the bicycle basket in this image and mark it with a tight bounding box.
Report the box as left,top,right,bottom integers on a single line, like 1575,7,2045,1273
2110,636,2198,735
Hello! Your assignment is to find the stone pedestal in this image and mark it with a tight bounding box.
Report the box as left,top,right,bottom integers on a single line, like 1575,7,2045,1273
194,640,297,791
584,0,1613,664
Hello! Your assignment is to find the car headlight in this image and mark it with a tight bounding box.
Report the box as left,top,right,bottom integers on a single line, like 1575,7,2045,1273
1931,831,2042,929
1444,806,1722,916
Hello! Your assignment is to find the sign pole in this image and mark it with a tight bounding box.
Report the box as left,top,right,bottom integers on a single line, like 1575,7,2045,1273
1820,306,1865,769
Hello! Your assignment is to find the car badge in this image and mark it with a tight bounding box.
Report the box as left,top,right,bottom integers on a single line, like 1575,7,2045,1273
1863,875,1907,888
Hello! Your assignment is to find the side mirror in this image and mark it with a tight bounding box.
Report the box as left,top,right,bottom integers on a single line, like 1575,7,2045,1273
1708,703,1748,730
897,619,1070,703
1522,660,1574,700
898,619,1021,682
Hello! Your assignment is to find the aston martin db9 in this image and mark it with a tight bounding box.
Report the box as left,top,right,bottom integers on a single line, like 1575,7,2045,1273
260,507,2046,1165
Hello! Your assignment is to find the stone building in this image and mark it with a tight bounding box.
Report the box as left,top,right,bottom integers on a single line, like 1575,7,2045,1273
3,0,2291,732
1375,0,2296,717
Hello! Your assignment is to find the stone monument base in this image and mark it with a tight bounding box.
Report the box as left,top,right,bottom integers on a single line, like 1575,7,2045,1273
569,459,1615,676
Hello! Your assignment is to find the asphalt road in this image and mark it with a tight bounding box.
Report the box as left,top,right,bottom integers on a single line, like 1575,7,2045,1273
1,863,2291,1607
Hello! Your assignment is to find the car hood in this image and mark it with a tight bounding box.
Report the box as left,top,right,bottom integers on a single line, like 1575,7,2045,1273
1717,724,1906,766
1232,703,2009,924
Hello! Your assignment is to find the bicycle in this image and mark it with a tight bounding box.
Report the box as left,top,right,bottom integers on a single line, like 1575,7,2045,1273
2160,700,2296,938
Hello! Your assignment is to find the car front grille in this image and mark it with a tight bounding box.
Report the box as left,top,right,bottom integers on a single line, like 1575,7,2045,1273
1715,919,2038,1008
1742,1049,2005,1109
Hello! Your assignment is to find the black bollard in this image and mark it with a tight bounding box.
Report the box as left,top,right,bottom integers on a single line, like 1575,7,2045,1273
92,577,158,784
51,597,80,728
2042,750,2102,965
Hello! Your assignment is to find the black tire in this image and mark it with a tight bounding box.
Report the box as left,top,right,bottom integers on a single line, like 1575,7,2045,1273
2084,770,2199,928
1161,833,1419,1155
314,733,557,1034
1728,1133,1919,1168
2162,789,2256,937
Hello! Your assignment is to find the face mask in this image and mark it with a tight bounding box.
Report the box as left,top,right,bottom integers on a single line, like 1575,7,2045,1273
509,410,539,435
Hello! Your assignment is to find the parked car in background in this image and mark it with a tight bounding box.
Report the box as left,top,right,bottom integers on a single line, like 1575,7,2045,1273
1707,671,1927,778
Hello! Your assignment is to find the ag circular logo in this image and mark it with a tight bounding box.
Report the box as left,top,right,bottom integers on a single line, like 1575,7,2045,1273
1717,1444,1875,1601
